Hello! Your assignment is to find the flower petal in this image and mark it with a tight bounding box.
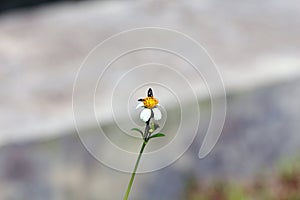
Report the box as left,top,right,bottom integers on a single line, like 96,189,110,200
136,102,144,109
153,107,162,121
140,108,151,122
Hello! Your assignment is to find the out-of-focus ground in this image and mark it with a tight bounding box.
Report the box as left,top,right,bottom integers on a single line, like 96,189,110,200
1,0,300,199
184,158,300,200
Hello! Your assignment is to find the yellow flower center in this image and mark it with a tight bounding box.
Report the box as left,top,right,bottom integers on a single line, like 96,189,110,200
143,97,158,109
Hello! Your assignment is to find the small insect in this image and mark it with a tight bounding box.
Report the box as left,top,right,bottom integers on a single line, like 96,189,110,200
138,88,159,109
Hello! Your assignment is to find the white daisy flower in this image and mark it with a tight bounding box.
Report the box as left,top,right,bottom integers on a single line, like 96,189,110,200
136,88,162,122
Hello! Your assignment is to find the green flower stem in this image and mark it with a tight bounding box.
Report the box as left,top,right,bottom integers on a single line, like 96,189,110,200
123,140,147,200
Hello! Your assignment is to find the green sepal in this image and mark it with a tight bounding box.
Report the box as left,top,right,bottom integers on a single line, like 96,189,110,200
150,122,160,131
149,133,165,139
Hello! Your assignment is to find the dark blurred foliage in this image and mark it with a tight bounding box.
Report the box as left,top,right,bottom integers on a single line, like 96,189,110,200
183,158,300,200
0,0,84,13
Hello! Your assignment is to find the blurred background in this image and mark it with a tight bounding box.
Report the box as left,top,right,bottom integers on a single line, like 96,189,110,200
1,0,300,199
